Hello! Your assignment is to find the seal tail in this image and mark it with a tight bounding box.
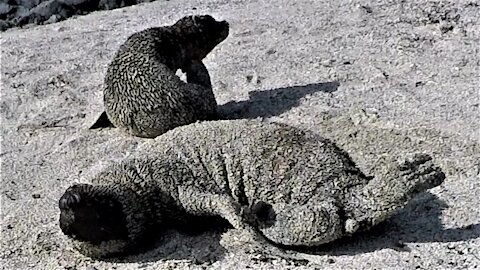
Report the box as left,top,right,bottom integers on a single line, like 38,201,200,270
89,111,115,129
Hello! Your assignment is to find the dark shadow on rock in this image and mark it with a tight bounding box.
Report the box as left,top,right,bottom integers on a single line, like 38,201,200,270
67,192,479,264
103,216,231,265
218,81,340,120
293,192,480,256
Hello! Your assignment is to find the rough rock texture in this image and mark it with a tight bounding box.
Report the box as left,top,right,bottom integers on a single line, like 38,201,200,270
1,0,479,269
97,15,229,138
59,119,445,260
0,0,157,31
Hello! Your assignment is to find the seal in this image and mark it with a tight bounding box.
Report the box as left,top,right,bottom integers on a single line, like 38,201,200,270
60,119,445,259
91,15,229,138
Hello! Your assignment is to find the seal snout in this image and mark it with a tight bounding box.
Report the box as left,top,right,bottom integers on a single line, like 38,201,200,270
218,20,230,39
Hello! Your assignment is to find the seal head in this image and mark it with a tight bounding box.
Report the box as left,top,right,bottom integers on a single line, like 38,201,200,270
174,15,230,61
59,184,147,257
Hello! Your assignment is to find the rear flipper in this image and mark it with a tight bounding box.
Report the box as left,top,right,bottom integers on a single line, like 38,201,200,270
89,111,115,129
345,153,445,234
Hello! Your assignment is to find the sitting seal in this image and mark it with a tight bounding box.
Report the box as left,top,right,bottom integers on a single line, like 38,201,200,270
91,15,229,138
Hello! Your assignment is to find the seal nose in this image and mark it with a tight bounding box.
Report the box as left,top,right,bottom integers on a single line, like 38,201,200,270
220,21,230,37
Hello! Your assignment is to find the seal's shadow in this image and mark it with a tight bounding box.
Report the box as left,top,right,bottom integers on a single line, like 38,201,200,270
218,81,340,119
103,192,480,265
106,216,232,264
294,193,480,256
89,81,340,129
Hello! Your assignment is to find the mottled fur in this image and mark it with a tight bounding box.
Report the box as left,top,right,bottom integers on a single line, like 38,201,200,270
59,120,445,259
93,15,229,138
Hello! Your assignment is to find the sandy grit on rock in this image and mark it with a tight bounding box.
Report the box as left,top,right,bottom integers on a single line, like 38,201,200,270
1,0,479,269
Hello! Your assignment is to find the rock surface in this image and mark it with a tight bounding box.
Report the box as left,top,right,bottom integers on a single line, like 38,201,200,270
0,0,157,31
1,0,479,269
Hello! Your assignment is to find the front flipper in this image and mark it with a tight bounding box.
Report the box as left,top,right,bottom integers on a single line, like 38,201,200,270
254,199,343,247
176,187,328,263
183,60,212,89
181,60,218,120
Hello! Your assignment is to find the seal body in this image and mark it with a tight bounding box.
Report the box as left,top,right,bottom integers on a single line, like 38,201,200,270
59,119,445,257
102,15,229,138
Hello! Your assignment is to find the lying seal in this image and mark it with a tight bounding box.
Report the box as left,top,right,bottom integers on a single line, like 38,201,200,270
60,119,445,259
